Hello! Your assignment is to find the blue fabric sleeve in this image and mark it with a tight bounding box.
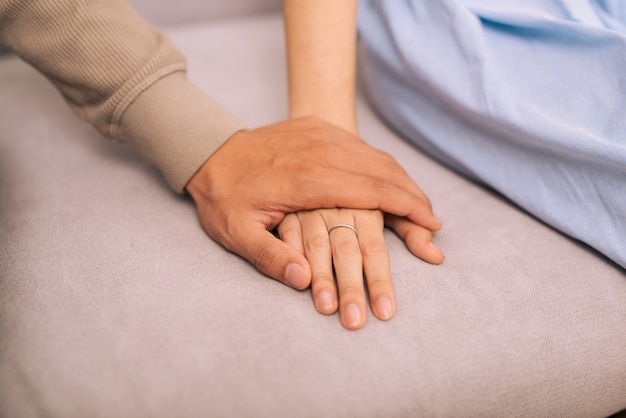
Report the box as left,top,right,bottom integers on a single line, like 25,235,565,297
358,0,626,267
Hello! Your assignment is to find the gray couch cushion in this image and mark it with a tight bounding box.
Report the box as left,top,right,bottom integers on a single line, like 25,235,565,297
1,12,625,418
130,0,281,27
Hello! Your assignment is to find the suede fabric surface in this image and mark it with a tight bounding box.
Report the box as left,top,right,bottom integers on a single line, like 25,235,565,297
1,12,625,418
130,0,281,26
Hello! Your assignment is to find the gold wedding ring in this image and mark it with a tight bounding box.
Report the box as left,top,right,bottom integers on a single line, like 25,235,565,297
327,223,358,237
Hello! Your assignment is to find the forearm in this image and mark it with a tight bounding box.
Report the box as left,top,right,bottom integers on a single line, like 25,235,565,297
0,0,185,137
283,0,358,134
0,0,244,192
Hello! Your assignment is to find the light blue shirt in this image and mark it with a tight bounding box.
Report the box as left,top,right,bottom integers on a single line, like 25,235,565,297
358,0,626,267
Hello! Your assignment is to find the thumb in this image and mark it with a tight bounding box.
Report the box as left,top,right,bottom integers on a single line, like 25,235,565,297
228,223,312,290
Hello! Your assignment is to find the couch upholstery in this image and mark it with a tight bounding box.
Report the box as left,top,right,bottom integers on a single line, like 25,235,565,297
1,2,625,417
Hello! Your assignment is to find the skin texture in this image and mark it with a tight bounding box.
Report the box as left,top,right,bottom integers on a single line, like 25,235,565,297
2,0,440,330
186,117,441,298
281,0,444,330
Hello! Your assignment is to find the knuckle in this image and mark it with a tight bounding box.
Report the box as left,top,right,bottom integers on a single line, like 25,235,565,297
312,272,335,285
406,229,432,249
332,239,361,257
305,234,330,251
298,160,325,180
367,276,393,294
271,153,292,170
360,240,388,258
339,283,365,299
279,224,300,242
308,140,335,157
371,177,390,195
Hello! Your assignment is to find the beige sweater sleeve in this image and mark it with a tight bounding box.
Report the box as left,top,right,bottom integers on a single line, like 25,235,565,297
0,0,245,192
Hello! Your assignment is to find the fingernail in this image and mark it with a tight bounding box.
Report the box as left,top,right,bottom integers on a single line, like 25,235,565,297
343,303,362,328
284,263,304,289
376,297,393,320
317,290,334,312
434,214,443,226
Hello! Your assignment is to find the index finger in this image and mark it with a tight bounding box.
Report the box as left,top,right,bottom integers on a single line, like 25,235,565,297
292,167,441,231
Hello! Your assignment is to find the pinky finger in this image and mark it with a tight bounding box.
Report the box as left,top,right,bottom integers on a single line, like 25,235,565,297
385,215,445,265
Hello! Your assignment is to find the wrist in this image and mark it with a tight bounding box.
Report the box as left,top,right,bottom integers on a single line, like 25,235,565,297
289,108,357,136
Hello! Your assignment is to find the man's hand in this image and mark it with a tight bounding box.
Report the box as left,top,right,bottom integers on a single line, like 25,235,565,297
186,117,441,289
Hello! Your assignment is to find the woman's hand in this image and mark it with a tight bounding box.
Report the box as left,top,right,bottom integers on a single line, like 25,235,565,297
280,0,443,330
277,208,443,330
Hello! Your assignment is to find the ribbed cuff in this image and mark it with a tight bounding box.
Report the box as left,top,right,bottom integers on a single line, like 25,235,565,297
118,72,245,193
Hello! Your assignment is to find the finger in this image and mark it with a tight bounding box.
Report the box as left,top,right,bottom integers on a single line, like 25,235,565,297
327,215,367,330
224,221,313,290
354,211,395,321
277,213,304,254
385,215,444,265
293,167,441,231
298,211,338,315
